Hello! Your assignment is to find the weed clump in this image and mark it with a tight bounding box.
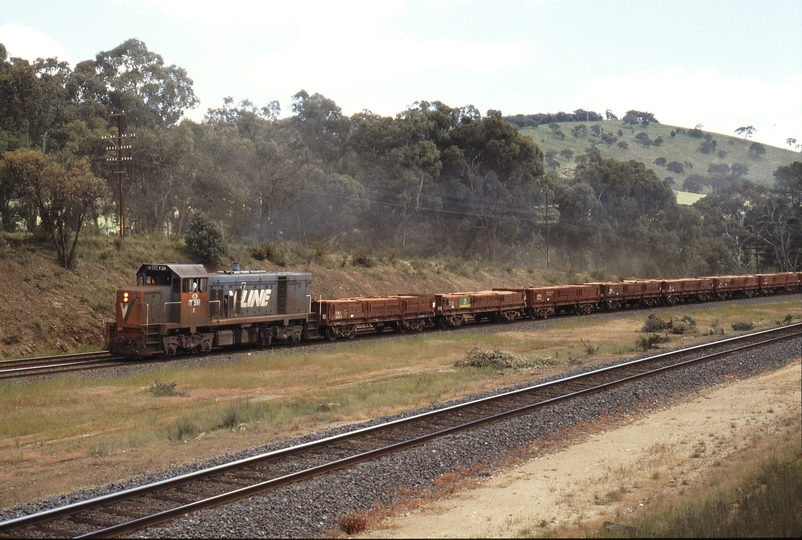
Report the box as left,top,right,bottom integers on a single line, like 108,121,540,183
338,512,367,535
637,334,670,351
670,314,698,335
351,246,374,267
455,346,559,370
168,417,199,441
731,321,755,331
581,338,599,356
642,314,668,333
148,381,187,397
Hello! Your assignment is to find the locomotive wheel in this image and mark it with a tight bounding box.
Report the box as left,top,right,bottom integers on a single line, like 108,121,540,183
325,327,338,341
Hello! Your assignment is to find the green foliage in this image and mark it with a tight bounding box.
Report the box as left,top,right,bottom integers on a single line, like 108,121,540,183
351,246,374,267
250,242,287,267
581,339,599,356
670,314,697,334
167,417,200,441
1,39,800,274
642,314,668,333
454,346,559,370
731,321,755,331
636,334,670,351
147,381,186,397
184,214,226,266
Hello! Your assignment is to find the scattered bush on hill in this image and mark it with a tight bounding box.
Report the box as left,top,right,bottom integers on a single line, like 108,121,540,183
185,214,226,266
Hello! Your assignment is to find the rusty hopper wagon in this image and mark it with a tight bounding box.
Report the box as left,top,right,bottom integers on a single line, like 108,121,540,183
757,272,800,294
436,290,527,327
105,264,314,357
713,275,760,299
312,295,436,340
661,277,716,304
598,280,662,309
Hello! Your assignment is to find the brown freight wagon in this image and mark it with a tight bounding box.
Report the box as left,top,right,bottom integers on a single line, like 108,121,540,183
501,284,601,318
713,275,760,299
661,278,716,304
313,295,436,340
436,290,526,327
757,273,800,294
597,281,661,310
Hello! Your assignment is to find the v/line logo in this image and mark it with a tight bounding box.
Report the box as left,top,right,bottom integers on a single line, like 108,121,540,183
240,288,271,308
120,297,136,324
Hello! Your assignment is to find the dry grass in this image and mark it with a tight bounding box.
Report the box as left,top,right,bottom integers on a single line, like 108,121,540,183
0,298,799,508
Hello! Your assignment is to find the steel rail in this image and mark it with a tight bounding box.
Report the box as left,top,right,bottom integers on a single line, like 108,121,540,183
1,323,799,538
0,351,112,369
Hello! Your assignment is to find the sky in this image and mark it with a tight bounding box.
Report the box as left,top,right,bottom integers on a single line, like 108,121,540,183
1,0,801,149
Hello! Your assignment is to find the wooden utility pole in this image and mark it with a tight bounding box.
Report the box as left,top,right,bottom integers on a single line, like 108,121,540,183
545,190,551,269
105,114,133,238
535,191,557,269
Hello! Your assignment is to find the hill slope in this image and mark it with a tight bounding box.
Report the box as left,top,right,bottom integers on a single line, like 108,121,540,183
518,120,798,190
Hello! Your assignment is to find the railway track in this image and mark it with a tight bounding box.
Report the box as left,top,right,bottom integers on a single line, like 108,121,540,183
0,351,139,380
1,323,798,539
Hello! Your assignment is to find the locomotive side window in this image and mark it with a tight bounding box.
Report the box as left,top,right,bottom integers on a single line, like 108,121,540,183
182,278,207,293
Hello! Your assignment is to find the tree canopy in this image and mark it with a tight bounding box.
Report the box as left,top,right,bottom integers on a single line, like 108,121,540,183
0,38,799,275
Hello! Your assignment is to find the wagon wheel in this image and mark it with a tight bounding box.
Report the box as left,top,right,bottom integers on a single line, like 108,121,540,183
452,314,465,327
409,319,425,332
396,321,408,334
325,327,338,341
438,317,449,329
344,325,357,339
503,310,517,322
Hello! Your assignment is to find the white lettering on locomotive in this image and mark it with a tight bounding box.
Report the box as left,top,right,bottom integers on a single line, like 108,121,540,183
240,288,271,308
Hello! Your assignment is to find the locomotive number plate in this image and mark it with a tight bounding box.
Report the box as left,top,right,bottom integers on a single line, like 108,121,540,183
188,299,201,307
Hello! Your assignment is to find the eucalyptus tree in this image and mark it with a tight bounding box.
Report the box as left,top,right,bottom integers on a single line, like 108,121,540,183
441,110,544,261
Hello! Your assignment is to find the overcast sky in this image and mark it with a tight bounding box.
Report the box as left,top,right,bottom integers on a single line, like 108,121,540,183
2,0,801,149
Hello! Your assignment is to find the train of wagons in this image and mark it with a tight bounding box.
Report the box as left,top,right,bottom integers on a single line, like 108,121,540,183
104,263,802,359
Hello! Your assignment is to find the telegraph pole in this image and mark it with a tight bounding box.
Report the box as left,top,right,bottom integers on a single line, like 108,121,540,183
534,190,557,269
105,114,133,238
545,190,551,269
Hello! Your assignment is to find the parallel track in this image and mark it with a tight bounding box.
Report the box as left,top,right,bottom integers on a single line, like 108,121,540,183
1,323,798,538
0,351,139,380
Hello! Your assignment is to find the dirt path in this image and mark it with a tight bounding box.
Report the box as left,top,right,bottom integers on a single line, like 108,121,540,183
360,359,802,538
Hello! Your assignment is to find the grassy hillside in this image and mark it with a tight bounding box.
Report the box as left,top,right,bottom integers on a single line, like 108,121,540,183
519,121,799,195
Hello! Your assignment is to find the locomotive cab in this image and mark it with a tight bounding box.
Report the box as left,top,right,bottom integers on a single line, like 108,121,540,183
106,264,211,357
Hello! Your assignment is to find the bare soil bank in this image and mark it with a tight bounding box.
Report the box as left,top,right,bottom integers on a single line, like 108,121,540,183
360,360,802,538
